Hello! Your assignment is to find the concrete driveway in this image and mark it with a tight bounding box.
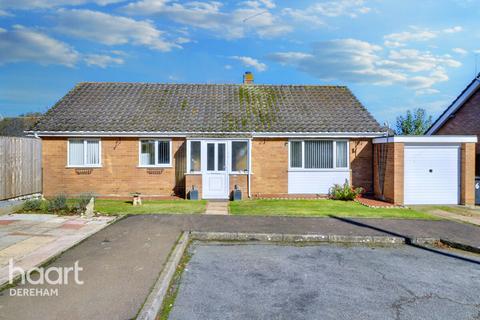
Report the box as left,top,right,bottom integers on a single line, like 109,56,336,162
171,242,480,320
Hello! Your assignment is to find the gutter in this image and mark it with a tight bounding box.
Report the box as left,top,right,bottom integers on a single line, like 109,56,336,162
27,130,387,138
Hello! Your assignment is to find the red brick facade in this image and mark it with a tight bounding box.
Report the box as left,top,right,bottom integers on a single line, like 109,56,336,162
42,137,374,199
434,88,480,174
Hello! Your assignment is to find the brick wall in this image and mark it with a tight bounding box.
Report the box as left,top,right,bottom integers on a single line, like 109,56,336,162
373,142,404,205
229,174,248,199
251,138,288,196
435,89,480,174
42,137,186,198
461,142,476,206
185,174,202,199
43,136,377,199
350,138,374,192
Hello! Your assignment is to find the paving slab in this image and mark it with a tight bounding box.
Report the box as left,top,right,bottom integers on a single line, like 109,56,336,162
0,214,114,288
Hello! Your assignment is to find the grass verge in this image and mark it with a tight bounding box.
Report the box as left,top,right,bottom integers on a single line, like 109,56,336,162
157,245,192,320
83,199,206,215
229,199,438,219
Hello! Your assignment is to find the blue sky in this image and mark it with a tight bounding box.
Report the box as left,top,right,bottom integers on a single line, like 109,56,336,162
0,0,479,126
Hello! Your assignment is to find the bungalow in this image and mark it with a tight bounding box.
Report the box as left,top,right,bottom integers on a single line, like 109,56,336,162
29,74,476,205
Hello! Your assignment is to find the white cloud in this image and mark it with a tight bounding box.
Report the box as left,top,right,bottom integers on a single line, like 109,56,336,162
384,27,437,44
242,0,276,9
281,8,325,27
84,53,124,68
0,25,79,66
122,0,290,39
384,25,465,47
452,47,468,55
175,37,191,44
269,38,461,92
443,26,463,33
230,56,267,72
0,0,124,10
55,9,179,51
0,9,12,16
224,64,232,70
283,0,372,26
308,0,371,17
415,88,440,96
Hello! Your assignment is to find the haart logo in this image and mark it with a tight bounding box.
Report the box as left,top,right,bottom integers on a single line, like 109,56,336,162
8,259,84,297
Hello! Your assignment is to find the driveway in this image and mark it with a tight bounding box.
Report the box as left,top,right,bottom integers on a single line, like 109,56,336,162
0,214,480,320
0,214,114,287
171,242,480,320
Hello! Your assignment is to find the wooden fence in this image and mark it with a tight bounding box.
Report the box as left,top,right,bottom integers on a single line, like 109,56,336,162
0,136,42,200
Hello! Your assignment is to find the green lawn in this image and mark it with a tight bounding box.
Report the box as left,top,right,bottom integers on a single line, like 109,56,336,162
94,199,207,215
229,199,438,219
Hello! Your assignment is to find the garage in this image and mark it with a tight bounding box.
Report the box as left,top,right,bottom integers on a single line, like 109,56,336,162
404,144,459,205
373,136,477,206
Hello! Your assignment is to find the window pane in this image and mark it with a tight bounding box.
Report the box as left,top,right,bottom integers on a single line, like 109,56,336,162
190,141,201,172
157,141,170,164
141,140,155,165
232,141,248,171
218,143,226,171
290,141,302,168
305,140,333,168
69,140,84,166
207,143,215,171
336,141,348,168
85,140,100,165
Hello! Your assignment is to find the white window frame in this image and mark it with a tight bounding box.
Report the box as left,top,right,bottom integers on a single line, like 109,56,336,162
67,138,102,168
186,139,202,174
230,140,250,174
138,139,172,168
186,139,250,174
288,139,349,171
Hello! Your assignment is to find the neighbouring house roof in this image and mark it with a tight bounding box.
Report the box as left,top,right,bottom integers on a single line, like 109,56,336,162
426,73,480,135
31,82,384,135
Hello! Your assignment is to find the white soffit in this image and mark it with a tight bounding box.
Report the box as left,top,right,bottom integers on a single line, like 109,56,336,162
373,135,478,144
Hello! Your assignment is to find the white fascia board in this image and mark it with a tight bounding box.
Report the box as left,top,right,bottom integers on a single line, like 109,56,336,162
426,78,480,135
252,132,386,138
373,135,478,144
29,131,388,138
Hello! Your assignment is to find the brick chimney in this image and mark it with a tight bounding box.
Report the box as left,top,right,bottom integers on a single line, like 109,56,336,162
243,71,254,84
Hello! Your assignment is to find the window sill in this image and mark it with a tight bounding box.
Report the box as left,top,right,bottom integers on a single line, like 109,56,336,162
137,165,172,169
230,171,249,175
66,165,102,169
185,172,202,175
288,168,350,172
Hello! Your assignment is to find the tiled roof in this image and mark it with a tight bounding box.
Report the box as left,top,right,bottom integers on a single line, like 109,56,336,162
32,82,383,133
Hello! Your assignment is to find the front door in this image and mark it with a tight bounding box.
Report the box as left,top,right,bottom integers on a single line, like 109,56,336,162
202,141,229,199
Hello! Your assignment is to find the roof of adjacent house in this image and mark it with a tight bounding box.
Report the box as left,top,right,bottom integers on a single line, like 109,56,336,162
32,82,383,134
426,73,480,135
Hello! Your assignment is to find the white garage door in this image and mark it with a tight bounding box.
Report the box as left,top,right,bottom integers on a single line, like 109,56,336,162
404,144,460,205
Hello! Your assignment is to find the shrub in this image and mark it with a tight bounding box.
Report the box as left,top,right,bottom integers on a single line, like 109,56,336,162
22,199,43,212
329,180,364,201
47,194,69,213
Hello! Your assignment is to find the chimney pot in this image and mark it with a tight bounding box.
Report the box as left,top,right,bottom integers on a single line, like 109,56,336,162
243,71,254,84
